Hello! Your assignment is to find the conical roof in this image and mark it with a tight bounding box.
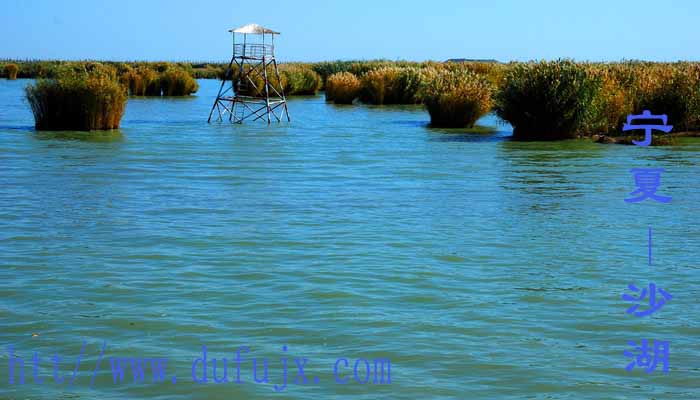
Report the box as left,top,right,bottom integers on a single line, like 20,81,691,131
228,24,280,35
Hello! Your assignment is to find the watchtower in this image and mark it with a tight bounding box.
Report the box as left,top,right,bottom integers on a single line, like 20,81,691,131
208,24,290,124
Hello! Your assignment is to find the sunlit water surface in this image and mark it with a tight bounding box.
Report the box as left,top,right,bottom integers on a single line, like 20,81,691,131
1,79,699,399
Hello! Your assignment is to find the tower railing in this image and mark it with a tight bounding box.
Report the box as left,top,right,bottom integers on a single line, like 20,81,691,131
234,44,274,59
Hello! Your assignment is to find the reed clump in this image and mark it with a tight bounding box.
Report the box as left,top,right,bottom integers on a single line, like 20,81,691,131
495,60,599,140
280,64,322,95
349,60,423,77
311,61,355,86
4,63,19,80
583,64,634,134
581,62,700,135
120,66,161,96
160,68,199,96
25,63,127,131
311,60,422,88
631,62,700,132
441,61,507,88
325,72,361,104
119,64,198,96
360,67,422,105
418,68,494,127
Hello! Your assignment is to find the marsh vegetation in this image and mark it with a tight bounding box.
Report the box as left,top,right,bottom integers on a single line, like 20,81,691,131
3,63,18,80
6,58,700,140
317,59,700,138
25,63,127,130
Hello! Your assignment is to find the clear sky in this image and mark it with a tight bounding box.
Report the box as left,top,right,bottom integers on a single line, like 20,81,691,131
1,0,698,62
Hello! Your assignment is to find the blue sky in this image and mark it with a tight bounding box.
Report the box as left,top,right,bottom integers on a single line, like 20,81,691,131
1,0,698,62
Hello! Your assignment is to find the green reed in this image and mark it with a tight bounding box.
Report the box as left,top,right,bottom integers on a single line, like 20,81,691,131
418,68,494,128
325,72,362,104
26,63,127,131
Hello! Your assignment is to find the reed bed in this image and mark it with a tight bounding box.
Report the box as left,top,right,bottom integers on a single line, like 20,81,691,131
120,66,161,96
0,60,63,78
443,61,507,88
418,68,494,127
316,60,700,140
2,60,200,96
280,64,322,95
25,64,127,131
325,72,361,104
360,67,422,105
495,60,598,140
7,59,700,141
583,64,634,134
191,63,226,79
629,62,700,132
160,68,199,96
311,61,355,86
311,60,424,88
120,65,198,96
349,60,422,77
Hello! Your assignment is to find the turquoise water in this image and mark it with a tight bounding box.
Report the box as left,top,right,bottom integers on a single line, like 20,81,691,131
1,79,700,399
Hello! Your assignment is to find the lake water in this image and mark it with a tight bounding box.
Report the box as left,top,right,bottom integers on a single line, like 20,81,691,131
1,79,699,399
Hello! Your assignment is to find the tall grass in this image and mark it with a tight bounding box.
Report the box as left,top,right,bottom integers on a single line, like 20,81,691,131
120,66,161,96
0,60,63,78
4,63,19,80
119,65,198,96
495,60,599,140
160,68,199,96
583,64,634,134
8,59,700,140
360,67,422,105
325,72,361,104
631,62,700,132
311,61,356,86
418,68,494,127
280,64,322,95
349,60,421,77
0,60,199,96
577,62,700,135
25,63,127,131
311,60,422,88
191,63,226,79
441,61,507,87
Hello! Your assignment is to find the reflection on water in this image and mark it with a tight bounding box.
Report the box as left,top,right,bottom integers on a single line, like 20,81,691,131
0,125,34,133
34,129,124,142
498,139,605,161
496,140,603,202
428,124,498,135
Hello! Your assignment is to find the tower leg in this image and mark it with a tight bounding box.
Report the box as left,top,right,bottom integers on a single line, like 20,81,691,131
208,56,236,123
262,57,272,124
208,78,227,123
272,59,291,122
210,51,290,124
